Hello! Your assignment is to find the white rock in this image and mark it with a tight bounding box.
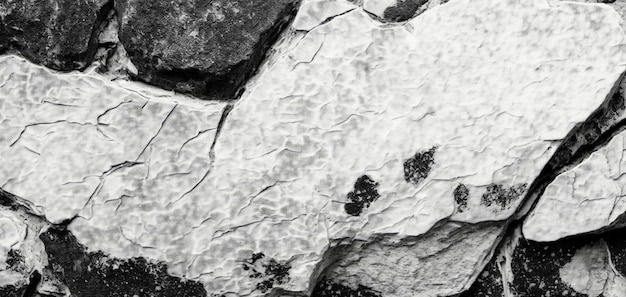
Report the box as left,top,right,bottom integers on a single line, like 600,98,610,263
293,0,356,31
524,133,626,241
363,0,398,18
1,0,626,296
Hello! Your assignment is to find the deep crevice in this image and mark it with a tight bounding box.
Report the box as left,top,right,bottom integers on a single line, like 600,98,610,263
83,0,115,71
21,270,41,297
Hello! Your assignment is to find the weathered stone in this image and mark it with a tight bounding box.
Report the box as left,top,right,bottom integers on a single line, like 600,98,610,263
3,0,626,296
115,0,300,99
0,0,111,70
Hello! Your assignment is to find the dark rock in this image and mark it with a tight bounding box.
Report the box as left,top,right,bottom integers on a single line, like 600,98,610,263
480,183,527,209
242,252,291,293
383,0,428,22
39,228,207,297
0,0,111,70
0,284,26,297
312,278,381,297
115,0,301,99
603,228,626,275
403,147,436,186
345,175,381,216
453,184,469,212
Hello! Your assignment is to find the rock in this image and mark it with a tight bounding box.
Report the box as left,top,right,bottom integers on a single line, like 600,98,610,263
2,0,626,296
467,225,626,297
0,191,49,297
0,0,111,70
115,0,301,99
523,91,626,242
40,228,206,297
325,222,503,297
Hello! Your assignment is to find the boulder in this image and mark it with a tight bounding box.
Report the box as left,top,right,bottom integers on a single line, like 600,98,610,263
115,0,300,99
0,0,110,70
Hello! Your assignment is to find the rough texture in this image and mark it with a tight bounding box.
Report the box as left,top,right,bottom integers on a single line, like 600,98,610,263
466,226,626,297
3,0,626,296
0,0,110,70
524,77,626,241
115,0,300,99
40,228,207,297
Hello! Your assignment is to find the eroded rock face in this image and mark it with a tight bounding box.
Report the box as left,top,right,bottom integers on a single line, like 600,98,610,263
115,0,301,99
2,0,626,296
0,0,110,70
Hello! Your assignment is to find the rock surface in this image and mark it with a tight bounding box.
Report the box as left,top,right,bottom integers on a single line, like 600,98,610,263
523,76,626,242
115,0,301,99
2,0,626,296
0,0,111,70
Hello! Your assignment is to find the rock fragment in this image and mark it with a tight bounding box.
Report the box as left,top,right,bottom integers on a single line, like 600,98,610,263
0,0,111,70
115,0,301,99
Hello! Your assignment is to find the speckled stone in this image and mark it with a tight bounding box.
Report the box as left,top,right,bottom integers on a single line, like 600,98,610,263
115,0,300,99
0,0,110,70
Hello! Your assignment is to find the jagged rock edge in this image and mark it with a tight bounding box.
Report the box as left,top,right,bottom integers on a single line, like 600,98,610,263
456,70,626,296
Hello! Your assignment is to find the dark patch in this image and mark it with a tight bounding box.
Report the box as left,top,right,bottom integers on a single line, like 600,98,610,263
5,249,25,269
510,235,590,297
480,183,527,209
0,284,26,297
453,184,469,212
312,278,381,297
382,0,428,22
603,228,626,275
40,228,207,297
115,0,300,99
345,175,380,216
460,257,504,297
23,270,41,297
242,252,291,293
0,0,112,70
403,147,436,186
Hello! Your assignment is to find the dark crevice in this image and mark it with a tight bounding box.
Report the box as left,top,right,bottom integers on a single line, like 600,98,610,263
22,270,41,297
83,0,115,71
203,0,301,100
123,1,301,100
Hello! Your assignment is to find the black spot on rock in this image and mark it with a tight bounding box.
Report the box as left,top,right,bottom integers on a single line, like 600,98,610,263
345,175,380,216
40,227,207,297
312,277,381,297
243,252,291,293
454,184,470,212
382,0,428,22
480,183,527,209
403,147,436,186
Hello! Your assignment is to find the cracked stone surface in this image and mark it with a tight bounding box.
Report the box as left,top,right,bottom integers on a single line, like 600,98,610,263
2,0,626,296
115,0,301,99
524,78,626,242
0,0,110,70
